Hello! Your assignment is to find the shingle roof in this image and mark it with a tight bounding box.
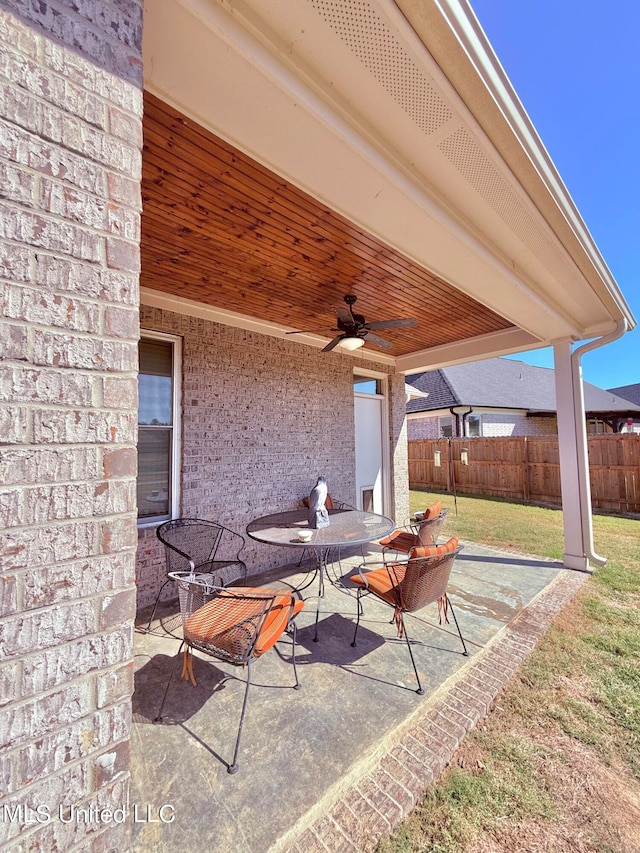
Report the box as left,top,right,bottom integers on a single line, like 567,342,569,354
407,358,640,415
406,369,457,411
607,383,640,406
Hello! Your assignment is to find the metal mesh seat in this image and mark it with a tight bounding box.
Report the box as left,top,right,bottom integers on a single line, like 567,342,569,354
155,572,304,774
351,536,467,694
146,518,247,631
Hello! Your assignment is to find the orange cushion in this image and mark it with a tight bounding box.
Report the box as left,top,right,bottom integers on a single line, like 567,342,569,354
351,564,406,606
423,500,442,520
184,588,304,658
379,529,419,552
409,536,459,559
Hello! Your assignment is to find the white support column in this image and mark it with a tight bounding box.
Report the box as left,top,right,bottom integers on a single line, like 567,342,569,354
553,340,594,571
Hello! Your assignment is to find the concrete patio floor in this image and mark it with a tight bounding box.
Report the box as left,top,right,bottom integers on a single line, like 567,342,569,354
131,541,588,853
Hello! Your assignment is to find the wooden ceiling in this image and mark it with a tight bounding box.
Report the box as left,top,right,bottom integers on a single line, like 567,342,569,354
141,92,514,356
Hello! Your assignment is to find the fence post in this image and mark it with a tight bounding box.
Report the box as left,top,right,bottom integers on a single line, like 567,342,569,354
449,438,458,514
523,436,530,502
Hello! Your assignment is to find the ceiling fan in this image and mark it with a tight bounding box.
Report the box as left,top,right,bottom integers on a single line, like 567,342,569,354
286,294,418,352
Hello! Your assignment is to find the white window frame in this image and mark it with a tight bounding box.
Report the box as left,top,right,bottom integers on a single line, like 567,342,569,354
439,416,453,438
137,330,182,527
353,367,390,516
466,414,481,437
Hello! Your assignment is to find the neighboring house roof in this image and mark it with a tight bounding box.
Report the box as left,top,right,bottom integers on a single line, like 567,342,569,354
607,383,640,407
407,358,640,416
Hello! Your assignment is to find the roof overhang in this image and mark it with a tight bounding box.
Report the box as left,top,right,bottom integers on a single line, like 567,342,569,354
142,0,635,372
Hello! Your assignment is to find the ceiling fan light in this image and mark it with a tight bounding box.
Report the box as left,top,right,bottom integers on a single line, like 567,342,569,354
339,335,365,351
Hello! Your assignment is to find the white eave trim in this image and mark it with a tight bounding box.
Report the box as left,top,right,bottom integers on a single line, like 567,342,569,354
398,327,542,375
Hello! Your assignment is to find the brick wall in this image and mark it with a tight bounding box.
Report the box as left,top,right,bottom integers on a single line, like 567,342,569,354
389,373,410,523
0,3,142,849
407,414,439,440
480,413,558,437
137,306,408,611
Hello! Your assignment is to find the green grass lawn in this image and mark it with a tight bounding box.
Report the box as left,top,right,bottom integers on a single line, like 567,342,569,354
377,490,640,853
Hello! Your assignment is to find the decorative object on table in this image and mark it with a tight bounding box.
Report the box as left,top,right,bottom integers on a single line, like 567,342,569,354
307,475,330,529
285,294,418,352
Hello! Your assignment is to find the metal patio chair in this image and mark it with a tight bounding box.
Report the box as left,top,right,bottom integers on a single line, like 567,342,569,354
379,502,449,560
146,518,247,631
155,572,304,773
350,536,468,694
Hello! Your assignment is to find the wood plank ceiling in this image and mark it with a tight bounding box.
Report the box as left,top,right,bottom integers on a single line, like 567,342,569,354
141,92,515,356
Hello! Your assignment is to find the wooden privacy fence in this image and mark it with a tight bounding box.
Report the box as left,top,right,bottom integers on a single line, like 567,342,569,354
408,434,640,514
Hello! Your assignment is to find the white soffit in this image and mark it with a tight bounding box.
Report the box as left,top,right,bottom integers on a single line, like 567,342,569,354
143,0,624,342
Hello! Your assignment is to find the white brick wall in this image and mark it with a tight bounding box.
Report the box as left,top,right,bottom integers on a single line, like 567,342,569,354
481,413,558,437
0,4,141,849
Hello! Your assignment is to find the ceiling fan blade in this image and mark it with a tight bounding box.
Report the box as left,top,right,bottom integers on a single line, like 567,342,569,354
363,317,418,331
334,306,353,324
363,331,395,350
322,335,345,352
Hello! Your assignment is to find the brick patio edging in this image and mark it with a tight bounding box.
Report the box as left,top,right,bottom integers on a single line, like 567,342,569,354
276,568,590,853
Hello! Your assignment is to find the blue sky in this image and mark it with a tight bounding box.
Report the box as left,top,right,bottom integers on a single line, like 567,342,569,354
469,0,639,391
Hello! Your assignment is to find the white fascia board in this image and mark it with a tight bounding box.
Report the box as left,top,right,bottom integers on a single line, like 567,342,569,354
398,327,542,375
140,287,396,365
407,410,443,420
144,0,581,343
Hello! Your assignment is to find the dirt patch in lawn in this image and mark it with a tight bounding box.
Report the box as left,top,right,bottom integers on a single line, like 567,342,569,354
463,733,640,853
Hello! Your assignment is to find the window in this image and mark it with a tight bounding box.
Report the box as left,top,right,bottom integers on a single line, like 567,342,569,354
466,415,481,437
137,333,181,523
353,375,381,395
439,416,453,438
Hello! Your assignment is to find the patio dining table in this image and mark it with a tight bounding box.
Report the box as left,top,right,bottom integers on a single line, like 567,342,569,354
246,508,395,640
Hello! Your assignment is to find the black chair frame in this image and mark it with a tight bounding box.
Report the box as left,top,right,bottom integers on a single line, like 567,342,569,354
145,517,247,631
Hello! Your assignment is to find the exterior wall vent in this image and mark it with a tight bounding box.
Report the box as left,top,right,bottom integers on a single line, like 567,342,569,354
438,125,579,285
438,126,545,253
309,0,452,135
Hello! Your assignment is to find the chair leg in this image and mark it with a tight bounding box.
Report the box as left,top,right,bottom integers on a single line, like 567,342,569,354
351,590,363,647
290,621,302,690
446,596,469,656
228,659,252,775
400,615,425,695
154,641,184,723
145,577,171,632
